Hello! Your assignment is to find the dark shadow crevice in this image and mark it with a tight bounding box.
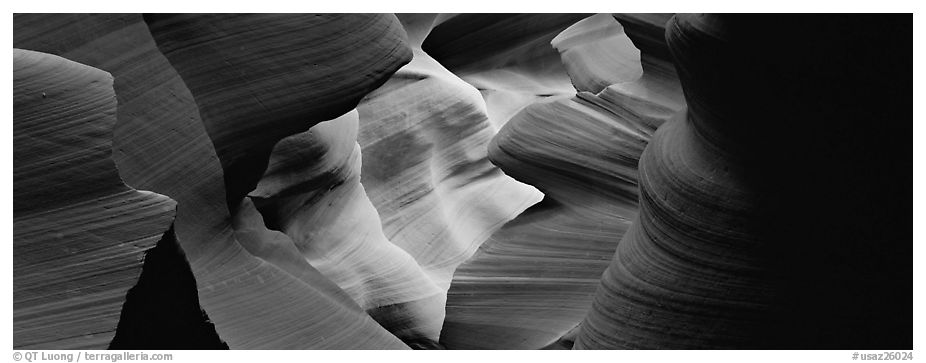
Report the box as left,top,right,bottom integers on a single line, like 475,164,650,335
110,225,229,350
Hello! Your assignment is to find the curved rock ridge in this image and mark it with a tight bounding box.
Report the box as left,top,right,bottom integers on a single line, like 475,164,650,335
439,196,631,350
143,13,414,210
126,14,418,349
14,17,230,346
213,197,408,349
357,14,544,297
13,49,177,349
231,197,359,308
15,14,412,349
573,108,773,349
13,14,230,256
574,14,912,349
441,88,684,350
611,14,679,82
489,85,684,210
551,14,643,94
440,15,686,349
572,14,787,349
422,13,590,74
250,111,446,344
422,14,590,129
14,13,908,351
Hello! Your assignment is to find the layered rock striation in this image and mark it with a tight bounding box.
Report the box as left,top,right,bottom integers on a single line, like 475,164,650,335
439,14,685,349
13,49,176,349
11,13,911,350
138,13,415,349
352,14,544,344
144,14,413,210
422,14,590,129
251,111,446,345
574,14,912,349
14,14,231,347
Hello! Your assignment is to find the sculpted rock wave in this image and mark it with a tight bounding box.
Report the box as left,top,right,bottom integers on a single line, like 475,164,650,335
11,13,910,350
359,14,543,289
251,111,445,344
552,13,643,94
144,13,413,210
16,14,413,349
574,14,911,349
14,15,230,346
355,14,543,344
140,13,415,349
422,14,589,129
440,14,685,349
13,49,176,349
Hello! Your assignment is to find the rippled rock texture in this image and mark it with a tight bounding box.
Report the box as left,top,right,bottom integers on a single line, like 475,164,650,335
574,14,912,349
251,111,446,344
423,14,589,129
13,49,176,349
14,14,229,348
15,13,415,349
440,14,685,349
12,13,911,350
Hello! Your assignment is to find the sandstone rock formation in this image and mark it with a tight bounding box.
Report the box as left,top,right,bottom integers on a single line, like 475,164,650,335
439,14,685,349
350,14,544,344
13,49,176,349
16,13,415,349
144,14,413,210
11,13,911,351
552,13,643,94
138,13,415,349
13,15,231,347
422,14,589,129
358,14,543,291
574,14,912,349
251,111,446,344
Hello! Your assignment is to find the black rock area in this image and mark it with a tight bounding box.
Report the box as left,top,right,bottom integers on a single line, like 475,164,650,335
110,226,228,350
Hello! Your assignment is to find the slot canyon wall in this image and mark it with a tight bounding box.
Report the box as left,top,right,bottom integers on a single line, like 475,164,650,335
12,13,911,350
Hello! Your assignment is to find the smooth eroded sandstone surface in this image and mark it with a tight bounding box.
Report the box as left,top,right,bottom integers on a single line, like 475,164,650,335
251,111,446,344
17,13,414,349
355,14,544,344
440,14,686,349
141,13,417,349
14,16,230,346
13,49,176,349
144,14,413,210
11,13,911,351
574,14,912,349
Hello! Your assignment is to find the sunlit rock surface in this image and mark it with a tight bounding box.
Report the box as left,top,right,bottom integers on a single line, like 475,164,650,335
440,14,685,349
355,14,544,344
422,14,589,129
15,13,413,349
251,111,445,344
141,13,414,349
13,49,176,349
552,13,642,93
11,13,911,350
144,13,413,210
611,14,679,84
358,14,543,290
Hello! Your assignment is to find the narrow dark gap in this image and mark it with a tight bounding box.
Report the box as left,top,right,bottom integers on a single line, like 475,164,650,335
109,225,229,349
404,338,446,350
